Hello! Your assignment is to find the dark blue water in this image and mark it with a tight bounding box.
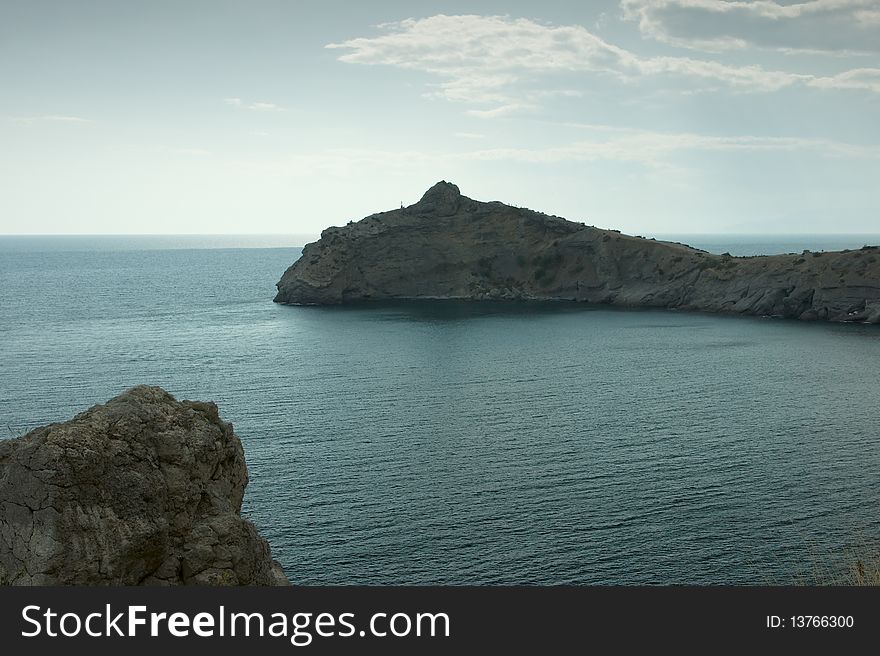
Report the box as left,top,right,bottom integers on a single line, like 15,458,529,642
2,235,880,584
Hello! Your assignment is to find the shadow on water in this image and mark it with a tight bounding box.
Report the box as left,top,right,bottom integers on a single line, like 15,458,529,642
276,298,880,336
277,298,603,322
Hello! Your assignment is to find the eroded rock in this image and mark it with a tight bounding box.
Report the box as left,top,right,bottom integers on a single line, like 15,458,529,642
0,386,289,585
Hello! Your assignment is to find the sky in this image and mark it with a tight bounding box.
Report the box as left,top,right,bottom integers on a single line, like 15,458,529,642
1,0,878,236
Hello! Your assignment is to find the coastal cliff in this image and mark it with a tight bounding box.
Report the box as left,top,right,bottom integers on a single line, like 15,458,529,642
0,386,289,585
274,182,880,323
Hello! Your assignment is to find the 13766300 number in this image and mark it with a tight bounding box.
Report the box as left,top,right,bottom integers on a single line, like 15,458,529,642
790,616,854,629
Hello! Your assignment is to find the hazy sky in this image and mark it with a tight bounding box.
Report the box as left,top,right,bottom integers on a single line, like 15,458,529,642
2,0,878,236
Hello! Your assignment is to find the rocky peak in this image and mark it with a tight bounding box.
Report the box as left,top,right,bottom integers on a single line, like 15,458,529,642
411,180,462,216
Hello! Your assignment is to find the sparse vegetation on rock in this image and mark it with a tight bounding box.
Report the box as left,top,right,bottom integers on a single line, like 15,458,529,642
274,182,880,324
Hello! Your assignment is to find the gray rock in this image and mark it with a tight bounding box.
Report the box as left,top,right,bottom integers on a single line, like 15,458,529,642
410,180,463,216
274,182,880,324
0,386,289,585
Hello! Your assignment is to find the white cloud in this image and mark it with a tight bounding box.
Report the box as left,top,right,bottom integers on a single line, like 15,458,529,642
624,0,878,23
224,97,285,111
855,7,880,23
808,68,880,92
621,0,880,53
327,14,637,109
466,103,536,119
326,14,880,115
248,102,284,112
636,56,811,90
463,126,879,165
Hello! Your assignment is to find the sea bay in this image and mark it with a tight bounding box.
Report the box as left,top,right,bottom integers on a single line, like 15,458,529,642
2,234,879,584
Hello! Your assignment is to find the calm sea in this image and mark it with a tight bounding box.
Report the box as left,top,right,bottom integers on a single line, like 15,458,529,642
2,233,880,584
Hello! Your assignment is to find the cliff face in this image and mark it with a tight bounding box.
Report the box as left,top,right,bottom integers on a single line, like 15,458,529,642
274,182,880,323
0,386,289,585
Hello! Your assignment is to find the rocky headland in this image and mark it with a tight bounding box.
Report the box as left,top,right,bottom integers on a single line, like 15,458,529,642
274,181,880,323
0,386,288,585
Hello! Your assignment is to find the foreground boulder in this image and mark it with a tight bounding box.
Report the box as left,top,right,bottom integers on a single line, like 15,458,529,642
274,181,880,323
0,386,288,585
